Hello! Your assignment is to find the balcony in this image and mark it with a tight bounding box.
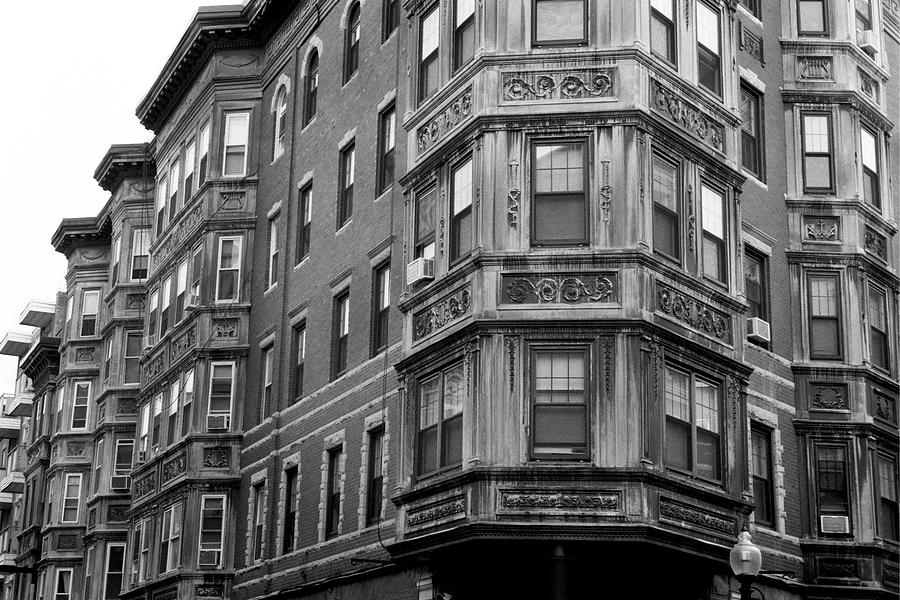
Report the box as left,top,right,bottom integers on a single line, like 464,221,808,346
18,301,55,329
0,472,24,495
0,493,14,510
0,333,31,357
0,419,20,440
5,392,33,418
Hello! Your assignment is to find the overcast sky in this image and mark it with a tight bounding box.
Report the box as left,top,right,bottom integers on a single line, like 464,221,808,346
0,1,215,392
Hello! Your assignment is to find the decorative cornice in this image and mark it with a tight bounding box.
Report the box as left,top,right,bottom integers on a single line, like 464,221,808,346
93,143,155,192
649,78,726,153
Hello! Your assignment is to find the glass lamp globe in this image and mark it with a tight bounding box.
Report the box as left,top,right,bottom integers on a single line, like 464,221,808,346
730,529,762,578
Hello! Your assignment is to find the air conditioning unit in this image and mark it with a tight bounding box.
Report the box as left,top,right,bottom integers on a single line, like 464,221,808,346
406,257,434,286
144,335,157,349
109,475,131,491
207,414,231,431
746,317,771,344
198,549,221,567
858,29,880,56
185,295,200,311
820,515,850,534
136,450,147,464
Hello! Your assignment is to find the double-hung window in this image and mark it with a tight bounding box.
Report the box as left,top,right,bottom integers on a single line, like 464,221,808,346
156,176,167,233
366,428,385,525
798,0,828,35
532,141,587,245
223,112,249,177
740,85,764,179
371,264,390,355
808,272,842,359
184,141,196,197
419,7,440,102
198,122,210,187
332,292,350,379
325,447,342,538
148,289,159,338
383,0,399,41
61,473,82,523
262,346,274,417
175,260,187,322
740,0,761,19
274,87,288,160
159,276,172,336
152,392,163,448
54,569,72,600
344,3,361,83
190,245,202,302
139,403,150,453
72,382,89,430
80,290,99,337
130,228,149,281
652,155,680,260
700,184,727,284
304,52,318,126
450,158,474,263
751,424,774,527
199,495,226,567
816,444,850,533
85,546,95,599
167,380,179,447
297,184,312,262
417,362,464,476
868,285,890,370
878,454,898,540
103,543,125,599
114,440,133,478
533,0,586,45
168,159,180,219
454,0,476,71
111,236,121,286
377,107,396,195
338,144,355,228
664,366,722,481
103,338,113,381
123,332,141,384
415,187,436,260
860,127,880,208
293,324,306,401
696,2,721,96
856,0,872,32
801,113,834,193
182,369,194,436
93,439,104,492
216,237,242,302
159,503,182,574
744,248,770,340
252,483,266,560
267,217,280,288
208,363,234,429
531,349,588,458
283,468,298,553
651,0,676,64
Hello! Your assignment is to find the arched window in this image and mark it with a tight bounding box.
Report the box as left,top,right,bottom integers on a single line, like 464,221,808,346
304,51,319,126
344,3,361,83
273,86,288,159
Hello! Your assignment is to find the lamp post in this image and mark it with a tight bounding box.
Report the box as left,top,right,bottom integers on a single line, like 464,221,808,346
729,527,762,600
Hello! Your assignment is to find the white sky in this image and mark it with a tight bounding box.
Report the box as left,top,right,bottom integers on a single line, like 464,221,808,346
0,1,215,392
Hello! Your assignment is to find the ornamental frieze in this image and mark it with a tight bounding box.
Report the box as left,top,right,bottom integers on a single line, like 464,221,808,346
417,88,473,154
133,474,156,500
151,203,204,265
811,384,848,410
108,505,128,522
656,283,731,342
213,319,238,339
171,326,197,360
659,498,735,535
503,273,616,304
805,217,839,241
649,79,725,152
407,496,467,528
500,491,620,511
196,586,226,598
502,68,614,102
798,56,832,80
142,353,165,383
74,347,95,363
864,228,887,260
203,446,231,468
56,534,78,551
738,22,764,66
162,454,186,483
874,392,896,424
414,286,472,340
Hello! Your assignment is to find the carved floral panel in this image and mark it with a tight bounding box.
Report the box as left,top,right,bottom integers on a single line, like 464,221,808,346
502,273,617,304
502,68,614,102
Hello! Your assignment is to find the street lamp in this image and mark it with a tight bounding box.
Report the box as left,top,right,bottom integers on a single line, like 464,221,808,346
729,527,762,600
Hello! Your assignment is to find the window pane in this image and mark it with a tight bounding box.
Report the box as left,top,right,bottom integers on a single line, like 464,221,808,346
804,156,832,189
533,405,586,448
535,194,585,242
665,418,691,469
701,185,724,239
799,0,826,31
809,276,838,316
810,320,839,356
804,115,830,152
696,3,719,51
696,429,720,479
457,0,475,24
694,379,719,434
652,0,673,19
419,376,440,429
535,0,585,42
861,128,878,171
665,368,690,422
443,364,465,418
421,8,440,56
535,144,583,193
652,158,677,210
453,160,473,214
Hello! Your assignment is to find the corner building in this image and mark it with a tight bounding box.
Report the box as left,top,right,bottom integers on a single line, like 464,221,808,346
0,0,896,599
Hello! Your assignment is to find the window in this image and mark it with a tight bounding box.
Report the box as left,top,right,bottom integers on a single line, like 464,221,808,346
664,366,721,481
84,546,95,599
332,291,350,378
798,0,827,34
65,296,73,331
131,227,150,281
700,184,727,284
159,503,182,573
114,440,133,476
156,176,167,233
751,424,774,527
372,264,390,355
532,141,587,245
182,369,194,436
740,0,761,19
152,393,163,448
267,217,280,288
808,273,842,359
175,259,188,322
103,543,125,599
801,113,834,193
199,495,225,567
103,337,112,381
377,107,396,195
139,403,149,454
419,7,440,101
861,127,880,208
366,427,385,525
54,569,72,600
297,184,312,262
209,363,234,422
252,483,266,561
283,467,298,553
148,289,159,338
223,112,249,177
344,3,361,83
417,362,464,476
651,0,676,64
383,0,399,40
338,144,355,228
868,285,890,370
216,237,242,302
167,380,179,446
61,474,81,523
740,85,764,179
304,51,318,125
38,570,46,600
190,244,203,302
744,248,769,334
450,158,473,262
325,447,342,538
274,87,288,160
80,290,100,337
184,141,196,197
72,382,89,430
139,516,151,580
533,0,586,45
856,0,872,31
160,275,172,336
94,439,104,492
696,2,721,96
262,346,274,417
292,324,306,401
168,159,180,218
415,186,436,259
531,349,588,458
111,236,121,286
878,454,898,540
123,332,141,385
130,518,147,583
198,122,211,187
454,0,476,70
816,445,849,531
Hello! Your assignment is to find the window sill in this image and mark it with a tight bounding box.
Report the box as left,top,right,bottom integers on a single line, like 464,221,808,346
342,72,358,89
736,4,763,28
264,283,278,296
380,29,397,47
270,150,285,166
374,187,392,203
335,220,352,236
301,116,317,133
742,170,767,190
294,256,310,271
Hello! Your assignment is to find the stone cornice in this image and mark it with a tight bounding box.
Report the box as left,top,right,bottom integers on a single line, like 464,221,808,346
93,144,155,192
51,216,111,256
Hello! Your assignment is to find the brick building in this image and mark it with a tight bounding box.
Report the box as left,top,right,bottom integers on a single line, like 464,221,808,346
0,0,896,599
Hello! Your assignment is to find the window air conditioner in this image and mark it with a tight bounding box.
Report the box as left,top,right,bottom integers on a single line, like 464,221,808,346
185,295,200,311
858,30,880,56
198,549,221,567
746,317,771,344
144,335,157,349
207,414,231,431
136,450,147,464
109,475,131,491
820,515,850,534
406,257,434,286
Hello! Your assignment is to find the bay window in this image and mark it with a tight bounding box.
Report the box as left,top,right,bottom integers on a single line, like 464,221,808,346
533,0,586,46
199,495,226,567
860,127,880,208
450,157,473,262
868,284,890,370
808,272,842,359
215,236,242,302
532,140,587,245
223,112,249,177
531,349,588,459
700,183,727,284
419,7,440,101
652,155,681,260
417,362,464,476
801,113,834,193
159,503,182,573
664,366,722,481
815,444,850,533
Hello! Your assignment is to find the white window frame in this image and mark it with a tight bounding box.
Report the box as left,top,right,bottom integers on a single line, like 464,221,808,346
175,259,188,322
160,275,172,334
84,545,95,600
139,402,150,453
267,217,280,289
223,112,250,177
160,502,182,574
102,542,126,600
138,515,151,581
114,439,134,476
199,494,227,568
184,141,197,198
274,87,288,160
199,121,211,186
111,236,121,283
215,236,243,303
61,473,82,524
54,568,73,600
208,361,235,420
80,289,100,337
71,381,90,430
